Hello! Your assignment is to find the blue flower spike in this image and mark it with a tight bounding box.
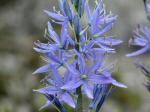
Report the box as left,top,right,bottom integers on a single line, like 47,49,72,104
33,0,127,111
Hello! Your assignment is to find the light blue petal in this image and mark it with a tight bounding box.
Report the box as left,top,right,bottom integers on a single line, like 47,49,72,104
61,93,75,108
83,82,93,99
85,1,91,22
111,80,127,88
44,10,66,21
64,61,79,75
33,47,51,53
88,75,112,84
33,64,50,74
33,87,59,95
90,54,104,72
39,101,52,110
95,23,113,37
61,79,83,90
50,65,63,84
96,37,123,46
61,21,68,46
47,22,60,44
126,45,149,57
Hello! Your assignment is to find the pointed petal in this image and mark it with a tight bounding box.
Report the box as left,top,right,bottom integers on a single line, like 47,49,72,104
33,87,59,95
61,0,73,23
112,80,127,88
126,46,149,57
88,75,112,84
40,101,52,110
44,10,66,21
33,64,50,74
95,43,115,53
91,54,104,72
85,1,91,21
95,23,113,37
47,21,60,44
61,21,68,46
96,37,123,46
67,35,75,46
61,93,75,108
34,41,52,50
61,79,83,90
64,71,72,83
98,16,117,24
50,64,63,84
64,61,79,75
46,53,61,64
33,47,51,53
83,82,93,99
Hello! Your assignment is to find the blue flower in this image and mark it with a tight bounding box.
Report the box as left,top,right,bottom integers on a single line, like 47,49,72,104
85,0,123,52
126,25,150,57
34,64,76,108
34,21,74,52
61,53,127,99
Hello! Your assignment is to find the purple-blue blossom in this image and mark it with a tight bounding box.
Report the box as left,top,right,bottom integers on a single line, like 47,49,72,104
34,65,75,108
85,0,123,52
61,53,126,99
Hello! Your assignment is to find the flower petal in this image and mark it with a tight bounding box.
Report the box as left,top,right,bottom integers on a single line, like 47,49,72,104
61,21,68,46
90,54,104,72
83,82,93,99
88,75,112,84
96,37,123,46
44,10,66,21
95,23,113,37
40,100,52,110
126,45,149,57
33,64,50,74
61,79,83,90
47,21,60,44
85,1,91,21
33,86,59,95
50,65,63,84
112,80,127,88
61,93,76,108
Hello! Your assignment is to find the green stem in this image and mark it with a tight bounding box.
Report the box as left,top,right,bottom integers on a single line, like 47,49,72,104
76,86,82,112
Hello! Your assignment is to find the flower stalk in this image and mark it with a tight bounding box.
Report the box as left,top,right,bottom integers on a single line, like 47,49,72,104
76,86,83,112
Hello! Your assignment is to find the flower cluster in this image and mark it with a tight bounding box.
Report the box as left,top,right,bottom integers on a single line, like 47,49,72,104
33,0,127,111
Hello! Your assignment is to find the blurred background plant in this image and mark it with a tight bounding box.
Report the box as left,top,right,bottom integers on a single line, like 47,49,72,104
0,0,150,112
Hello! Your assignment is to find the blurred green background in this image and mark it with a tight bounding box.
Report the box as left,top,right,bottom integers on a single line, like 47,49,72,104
0,0,150,112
